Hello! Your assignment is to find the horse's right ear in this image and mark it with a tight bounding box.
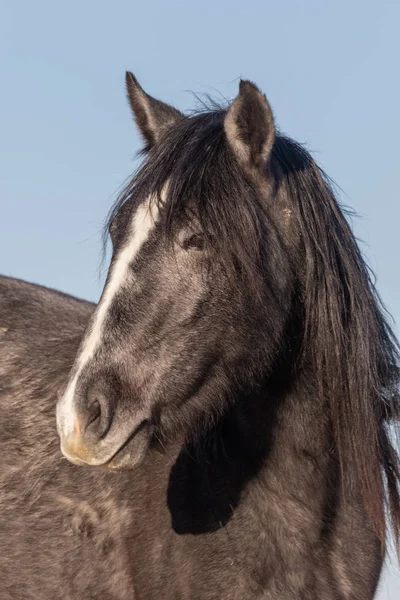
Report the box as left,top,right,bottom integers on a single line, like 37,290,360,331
125,72,183,148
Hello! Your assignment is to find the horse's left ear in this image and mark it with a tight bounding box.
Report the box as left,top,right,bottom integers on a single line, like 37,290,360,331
125,72,183,148
224,80,275,178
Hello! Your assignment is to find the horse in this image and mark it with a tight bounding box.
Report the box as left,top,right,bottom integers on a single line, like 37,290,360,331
0,73,399,599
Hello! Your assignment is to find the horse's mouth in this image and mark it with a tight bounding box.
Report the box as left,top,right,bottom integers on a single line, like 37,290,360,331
61,419,150,471
103,419,150,470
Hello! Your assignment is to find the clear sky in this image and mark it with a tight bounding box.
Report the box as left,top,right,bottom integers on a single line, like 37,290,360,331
1,1,399,595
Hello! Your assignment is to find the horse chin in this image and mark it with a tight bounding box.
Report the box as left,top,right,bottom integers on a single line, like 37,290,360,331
102,422,151,471
61,420,151,472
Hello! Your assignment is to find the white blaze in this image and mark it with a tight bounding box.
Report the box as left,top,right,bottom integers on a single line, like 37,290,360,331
57,196,159,436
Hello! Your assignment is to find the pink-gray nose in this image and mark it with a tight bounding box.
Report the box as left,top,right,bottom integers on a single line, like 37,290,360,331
59,381,114,464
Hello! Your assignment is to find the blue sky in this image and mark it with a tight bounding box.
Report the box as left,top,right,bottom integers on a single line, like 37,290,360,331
1,1,399,595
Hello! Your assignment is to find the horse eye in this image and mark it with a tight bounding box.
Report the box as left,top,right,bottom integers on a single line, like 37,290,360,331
182,233,204,251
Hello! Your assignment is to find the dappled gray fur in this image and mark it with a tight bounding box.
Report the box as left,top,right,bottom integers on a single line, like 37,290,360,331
0,277,383,598
1,74,399,599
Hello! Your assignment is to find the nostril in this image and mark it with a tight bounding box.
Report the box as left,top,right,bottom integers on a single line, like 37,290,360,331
86,399,101,430
73,378,116,444
82,389,113,441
